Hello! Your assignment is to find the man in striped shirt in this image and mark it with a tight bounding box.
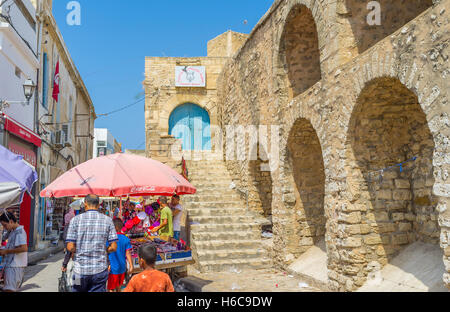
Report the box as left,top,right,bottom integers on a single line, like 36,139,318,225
66,194,118,292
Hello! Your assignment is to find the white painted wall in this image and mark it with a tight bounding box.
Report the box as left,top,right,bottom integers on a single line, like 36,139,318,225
0,0,38,131
93,128,117,158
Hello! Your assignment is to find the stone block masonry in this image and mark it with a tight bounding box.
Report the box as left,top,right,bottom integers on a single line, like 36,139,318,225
215,0,450,291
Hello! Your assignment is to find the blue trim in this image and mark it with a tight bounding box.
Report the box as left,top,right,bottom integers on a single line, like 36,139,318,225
169,103,211,151
42,53,48,108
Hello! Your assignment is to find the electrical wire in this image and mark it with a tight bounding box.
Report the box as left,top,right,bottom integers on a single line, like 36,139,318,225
135,140,146,149
0,0,8,8
0,0,37,58
43,96,145,126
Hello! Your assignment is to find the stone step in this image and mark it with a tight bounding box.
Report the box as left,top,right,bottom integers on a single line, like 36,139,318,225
182,194,241,202
194,239,263,251
198,258,272,273
186,161,227,167
185,201,243,209
189,180,234,188
189,188,239,196
190,215,256,224
196,248,266,261
187,165,229,171
190,222,262,233
189,178,234,185
187,208,247,217
191,230,261,241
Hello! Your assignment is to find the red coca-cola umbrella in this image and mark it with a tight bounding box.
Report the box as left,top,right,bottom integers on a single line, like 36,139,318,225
40,153,196,198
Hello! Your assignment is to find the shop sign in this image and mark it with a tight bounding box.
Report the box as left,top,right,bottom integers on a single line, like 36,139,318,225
175,66,206,87
2,113,42,147
8,141,37,168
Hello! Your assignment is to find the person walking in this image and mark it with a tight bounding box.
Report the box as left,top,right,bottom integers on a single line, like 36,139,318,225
107,218,133,292
61,206,76,273
0,211,28,292
66,194,118,292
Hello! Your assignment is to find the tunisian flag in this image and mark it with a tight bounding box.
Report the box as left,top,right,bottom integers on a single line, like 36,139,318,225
52,60,60,102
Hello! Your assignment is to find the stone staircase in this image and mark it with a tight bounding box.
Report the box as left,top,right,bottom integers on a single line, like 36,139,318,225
182,156,271,273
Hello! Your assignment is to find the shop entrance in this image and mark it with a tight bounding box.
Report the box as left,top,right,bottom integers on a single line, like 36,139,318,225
169,103,211,151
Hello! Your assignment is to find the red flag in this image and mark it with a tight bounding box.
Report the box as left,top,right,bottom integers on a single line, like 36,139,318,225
52,60,60,102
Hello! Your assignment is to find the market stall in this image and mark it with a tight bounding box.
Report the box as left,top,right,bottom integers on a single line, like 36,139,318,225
40,153,197,283
128,236,194,280
119,198,193,280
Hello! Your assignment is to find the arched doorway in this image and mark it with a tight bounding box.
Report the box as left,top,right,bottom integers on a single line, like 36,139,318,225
249,144,273,228
345,0,433,53
279,4,322,99
287,118,326,253
346,77,442,287
169,103,211,151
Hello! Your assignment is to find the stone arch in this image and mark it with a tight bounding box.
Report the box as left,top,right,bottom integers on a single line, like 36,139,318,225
248,141,273,226
168,102,212,151
159,95,216,133
344,76,444,287
284,117,327,255
344,0,433,54
278,3,323,100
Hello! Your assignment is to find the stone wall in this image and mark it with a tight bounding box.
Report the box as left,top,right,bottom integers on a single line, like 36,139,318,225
144,56,227,165
216,0,449,291
207,31,249,57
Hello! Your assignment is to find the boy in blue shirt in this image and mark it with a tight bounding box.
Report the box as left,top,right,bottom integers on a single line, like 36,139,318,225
107,219,133,292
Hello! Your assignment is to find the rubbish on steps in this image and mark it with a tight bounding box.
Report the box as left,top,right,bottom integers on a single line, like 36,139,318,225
231,283,241,290
261,231,273,238
229,266,242,274
298,282,309,289
229,182,236,189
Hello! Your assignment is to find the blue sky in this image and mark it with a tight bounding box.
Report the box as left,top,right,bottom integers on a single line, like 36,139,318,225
53,0,274,151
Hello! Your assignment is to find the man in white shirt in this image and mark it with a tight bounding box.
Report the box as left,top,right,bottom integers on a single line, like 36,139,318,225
0,211,28,292
170,195,183,241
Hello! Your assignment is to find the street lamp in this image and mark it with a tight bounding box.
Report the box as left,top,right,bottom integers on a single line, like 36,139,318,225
0,79,36,112
23,79,36,104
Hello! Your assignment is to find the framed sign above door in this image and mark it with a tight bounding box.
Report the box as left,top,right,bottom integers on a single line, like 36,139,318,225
175,66,206,87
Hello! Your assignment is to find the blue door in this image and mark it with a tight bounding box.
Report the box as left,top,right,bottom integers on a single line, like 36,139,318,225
169,103,211,151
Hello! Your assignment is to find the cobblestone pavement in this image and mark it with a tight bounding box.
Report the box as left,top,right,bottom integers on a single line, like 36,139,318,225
21,252,65,292
186,267,321,292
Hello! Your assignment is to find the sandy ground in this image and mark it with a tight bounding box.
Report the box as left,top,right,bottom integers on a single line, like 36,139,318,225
186,266,321,292
18,251,320,292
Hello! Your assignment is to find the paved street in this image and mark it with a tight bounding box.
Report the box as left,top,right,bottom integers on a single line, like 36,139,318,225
18,253,320,292
21,252,66,292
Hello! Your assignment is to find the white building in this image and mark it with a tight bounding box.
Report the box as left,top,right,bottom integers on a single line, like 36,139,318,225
0,0,39,129
93,128,121,158
0,0,41,248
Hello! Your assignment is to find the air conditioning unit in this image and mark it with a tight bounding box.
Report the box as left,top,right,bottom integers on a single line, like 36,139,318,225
62,124,72,147
53,130,64,148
